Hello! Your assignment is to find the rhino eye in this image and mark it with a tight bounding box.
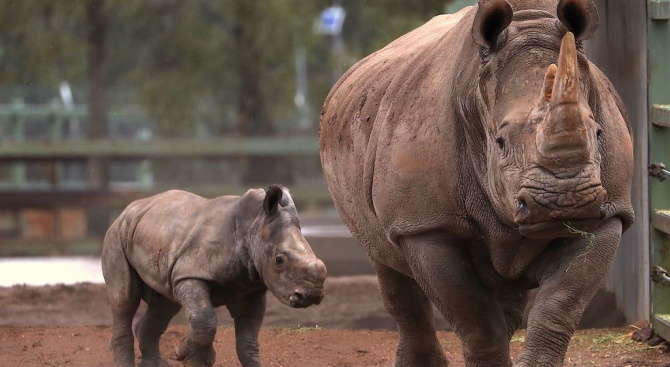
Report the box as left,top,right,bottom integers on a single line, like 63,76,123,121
496,137,505,149
275,254,286,266
596,128,603,139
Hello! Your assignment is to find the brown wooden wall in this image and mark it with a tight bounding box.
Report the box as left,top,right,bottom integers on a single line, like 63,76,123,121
585,0,650,323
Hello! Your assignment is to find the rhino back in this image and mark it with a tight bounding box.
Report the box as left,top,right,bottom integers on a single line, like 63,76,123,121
320,7,480,270
117,190,261,299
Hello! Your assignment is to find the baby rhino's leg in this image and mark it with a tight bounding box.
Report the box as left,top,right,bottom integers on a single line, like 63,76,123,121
134,288,181,367
102,230,141,367
173,280,217,367
226,290,267,367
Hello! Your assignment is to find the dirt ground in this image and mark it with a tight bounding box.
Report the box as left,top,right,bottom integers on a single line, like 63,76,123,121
0,276,669,367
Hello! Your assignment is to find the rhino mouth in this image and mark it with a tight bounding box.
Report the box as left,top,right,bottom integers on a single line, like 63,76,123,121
286,287,324,308
517,218,603,239
513,181,607,238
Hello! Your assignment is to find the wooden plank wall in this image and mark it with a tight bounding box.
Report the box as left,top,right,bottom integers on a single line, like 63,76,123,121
585,0,650,323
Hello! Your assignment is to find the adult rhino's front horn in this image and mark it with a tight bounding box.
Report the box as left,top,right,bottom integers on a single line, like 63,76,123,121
535,32,593,173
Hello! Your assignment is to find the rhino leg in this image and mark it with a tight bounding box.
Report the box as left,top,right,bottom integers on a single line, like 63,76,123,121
372,260,448,367
399,231,512,367
173,279,217,367
497,289,528,340
134,290,181,367
102,231,142,367
514,218,622,367
227,290,266,367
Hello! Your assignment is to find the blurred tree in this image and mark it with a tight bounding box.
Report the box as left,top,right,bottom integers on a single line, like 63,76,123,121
0,0,449,133
0,0,450,183
87,0,107,141
230,0,279,183
228,0,325,183
86,0,110,237
343,0,450,56
0,1,86,100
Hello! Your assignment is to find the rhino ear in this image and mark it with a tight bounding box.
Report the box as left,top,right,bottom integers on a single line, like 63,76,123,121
263,185,283,216
472,0,513,49
557,0,599,41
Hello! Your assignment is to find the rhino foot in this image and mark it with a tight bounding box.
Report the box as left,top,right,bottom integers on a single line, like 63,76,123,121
175,339,215,367
394,350,449,367
139,357,176,367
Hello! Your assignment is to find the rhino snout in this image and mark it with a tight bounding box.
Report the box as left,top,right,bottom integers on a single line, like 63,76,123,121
289,287,324,308
287,259,327,308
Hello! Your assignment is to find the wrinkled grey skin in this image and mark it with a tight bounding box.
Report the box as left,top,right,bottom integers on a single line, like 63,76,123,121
319,0,633,366
102,185,327,367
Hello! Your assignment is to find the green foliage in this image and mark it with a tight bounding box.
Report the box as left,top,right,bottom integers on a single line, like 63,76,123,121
343,0,448,55
0,0,452,136
0,1,86,87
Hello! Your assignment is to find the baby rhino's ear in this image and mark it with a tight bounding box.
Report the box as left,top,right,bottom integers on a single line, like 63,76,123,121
263,185,284,216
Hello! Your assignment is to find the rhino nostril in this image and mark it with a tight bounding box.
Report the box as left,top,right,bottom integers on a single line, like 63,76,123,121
599,203,608,218
517,199,528,212
516,198,530,221
291,289,306,302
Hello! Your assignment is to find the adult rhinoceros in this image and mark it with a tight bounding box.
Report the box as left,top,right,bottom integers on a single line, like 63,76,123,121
319,0,634,366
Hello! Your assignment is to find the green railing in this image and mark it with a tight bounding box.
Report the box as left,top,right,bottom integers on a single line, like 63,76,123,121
649,0,670,341
0,102,329,254
0,136,319,159
0,101,322,189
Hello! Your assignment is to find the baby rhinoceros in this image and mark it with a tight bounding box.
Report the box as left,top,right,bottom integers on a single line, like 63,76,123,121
102,185,327,367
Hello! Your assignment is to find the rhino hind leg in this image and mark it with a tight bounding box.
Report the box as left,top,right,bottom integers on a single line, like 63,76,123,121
102,233,142,367
134,291,181,367
372,260,448,367
398,232,512,367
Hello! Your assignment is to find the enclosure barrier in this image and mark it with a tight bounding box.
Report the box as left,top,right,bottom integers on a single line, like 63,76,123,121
0,101,328,256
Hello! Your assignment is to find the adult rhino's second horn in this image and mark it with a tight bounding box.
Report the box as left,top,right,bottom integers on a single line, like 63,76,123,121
535,32,590,170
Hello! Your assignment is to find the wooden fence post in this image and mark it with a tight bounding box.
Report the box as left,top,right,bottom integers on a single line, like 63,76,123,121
10,99,26,187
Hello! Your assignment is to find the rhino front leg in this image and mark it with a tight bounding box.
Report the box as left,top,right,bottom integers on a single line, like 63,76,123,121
514,218,622,367
372,259,448,367
399,231,512,367
227,290,267,367
173,279,217,367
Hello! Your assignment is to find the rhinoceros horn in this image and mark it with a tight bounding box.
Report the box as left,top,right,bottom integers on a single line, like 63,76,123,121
550,32,579,106
535,32,590,170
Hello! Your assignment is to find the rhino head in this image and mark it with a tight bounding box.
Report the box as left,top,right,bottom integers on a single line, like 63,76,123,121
471,0,625,238
256,185,327,308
